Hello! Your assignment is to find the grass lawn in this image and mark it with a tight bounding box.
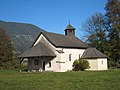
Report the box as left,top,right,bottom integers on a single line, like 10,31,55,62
0,69,120,90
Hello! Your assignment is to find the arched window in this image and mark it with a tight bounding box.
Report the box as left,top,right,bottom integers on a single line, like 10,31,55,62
49,62,51,67
101,61,103,65
79,54,81,59
69,54,72,61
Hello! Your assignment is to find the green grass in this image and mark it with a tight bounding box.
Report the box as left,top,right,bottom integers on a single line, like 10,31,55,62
0,69,120,90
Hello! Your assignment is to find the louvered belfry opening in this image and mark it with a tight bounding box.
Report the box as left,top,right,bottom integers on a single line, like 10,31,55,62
64,24,76,37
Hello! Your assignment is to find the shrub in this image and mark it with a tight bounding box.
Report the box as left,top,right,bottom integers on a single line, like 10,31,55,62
107,60,117,68
117,60,120,68
107,59,120,68
72,59,90,71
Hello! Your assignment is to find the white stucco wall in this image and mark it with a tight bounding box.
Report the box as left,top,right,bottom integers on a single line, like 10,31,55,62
59,48,85,72
97,58,108,70
87,58,108,70
87,59,98,70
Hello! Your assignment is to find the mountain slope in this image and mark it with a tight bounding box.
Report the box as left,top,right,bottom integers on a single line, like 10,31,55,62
0,20,45,53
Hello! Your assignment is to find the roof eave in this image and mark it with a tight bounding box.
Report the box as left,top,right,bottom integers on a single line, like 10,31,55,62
56,46,88,49
18,55,56,59
81,57,108,59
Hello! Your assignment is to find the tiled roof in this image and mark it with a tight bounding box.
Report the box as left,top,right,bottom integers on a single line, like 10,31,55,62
81,48,108,59
33,31,88,49
65,24,75,30
18,42,56,58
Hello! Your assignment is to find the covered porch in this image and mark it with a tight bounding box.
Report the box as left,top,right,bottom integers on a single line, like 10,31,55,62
18,42,56,72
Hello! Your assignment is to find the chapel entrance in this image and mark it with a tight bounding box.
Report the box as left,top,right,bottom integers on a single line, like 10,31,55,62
43,61,45,71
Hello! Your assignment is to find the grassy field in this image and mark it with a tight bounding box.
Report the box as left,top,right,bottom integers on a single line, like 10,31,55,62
0,69,120,90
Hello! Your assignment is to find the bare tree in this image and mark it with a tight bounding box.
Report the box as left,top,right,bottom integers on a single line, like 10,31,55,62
82,12,108,53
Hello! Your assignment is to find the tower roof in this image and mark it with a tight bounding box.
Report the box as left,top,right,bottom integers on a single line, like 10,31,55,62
65,24,75,30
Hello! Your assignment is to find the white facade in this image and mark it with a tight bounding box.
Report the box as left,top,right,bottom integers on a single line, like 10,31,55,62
59,48,85,72
87,58,108,70
27,33,108,72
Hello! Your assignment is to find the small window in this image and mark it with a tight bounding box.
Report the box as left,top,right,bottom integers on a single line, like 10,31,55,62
79,54,81,59
69,54,72,61
49,62,51,67
70,30,72,32
101,61,103,65
34,60,39,65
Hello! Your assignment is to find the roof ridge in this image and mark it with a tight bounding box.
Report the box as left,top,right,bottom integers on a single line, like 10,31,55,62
45,31,65,36
44,31,78,38
33,30,88,49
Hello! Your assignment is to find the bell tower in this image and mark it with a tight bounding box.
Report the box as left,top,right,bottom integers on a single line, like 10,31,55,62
64,23,75,37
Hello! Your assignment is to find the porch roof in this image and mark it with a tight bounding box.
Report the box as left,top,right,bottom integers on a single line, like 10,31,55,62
18,42,56,58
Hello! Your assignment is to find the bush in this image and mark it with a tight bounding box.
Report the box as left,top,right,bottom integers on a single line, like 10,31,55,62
107,60,117,68
107,60,120,69
72,59,90,71
117,60,120,68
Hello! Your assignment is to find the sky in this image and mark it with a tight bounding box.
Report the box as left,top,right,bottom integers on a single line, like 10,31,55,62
0,0,107,39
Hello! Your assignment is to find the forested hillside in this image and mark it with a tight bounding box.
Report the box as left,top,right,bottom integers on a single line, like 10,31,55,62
0,20,45,53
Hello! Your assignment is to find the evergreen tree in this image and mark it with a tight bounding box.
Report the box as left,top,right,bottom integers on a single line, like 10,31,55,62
0,28,14,69
82,13,108,54
105,0,120,62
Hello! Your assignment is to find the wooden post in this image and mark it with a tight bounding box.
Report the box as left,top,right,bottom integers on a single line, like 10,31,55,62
41,56,43,72
20,58,24,72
